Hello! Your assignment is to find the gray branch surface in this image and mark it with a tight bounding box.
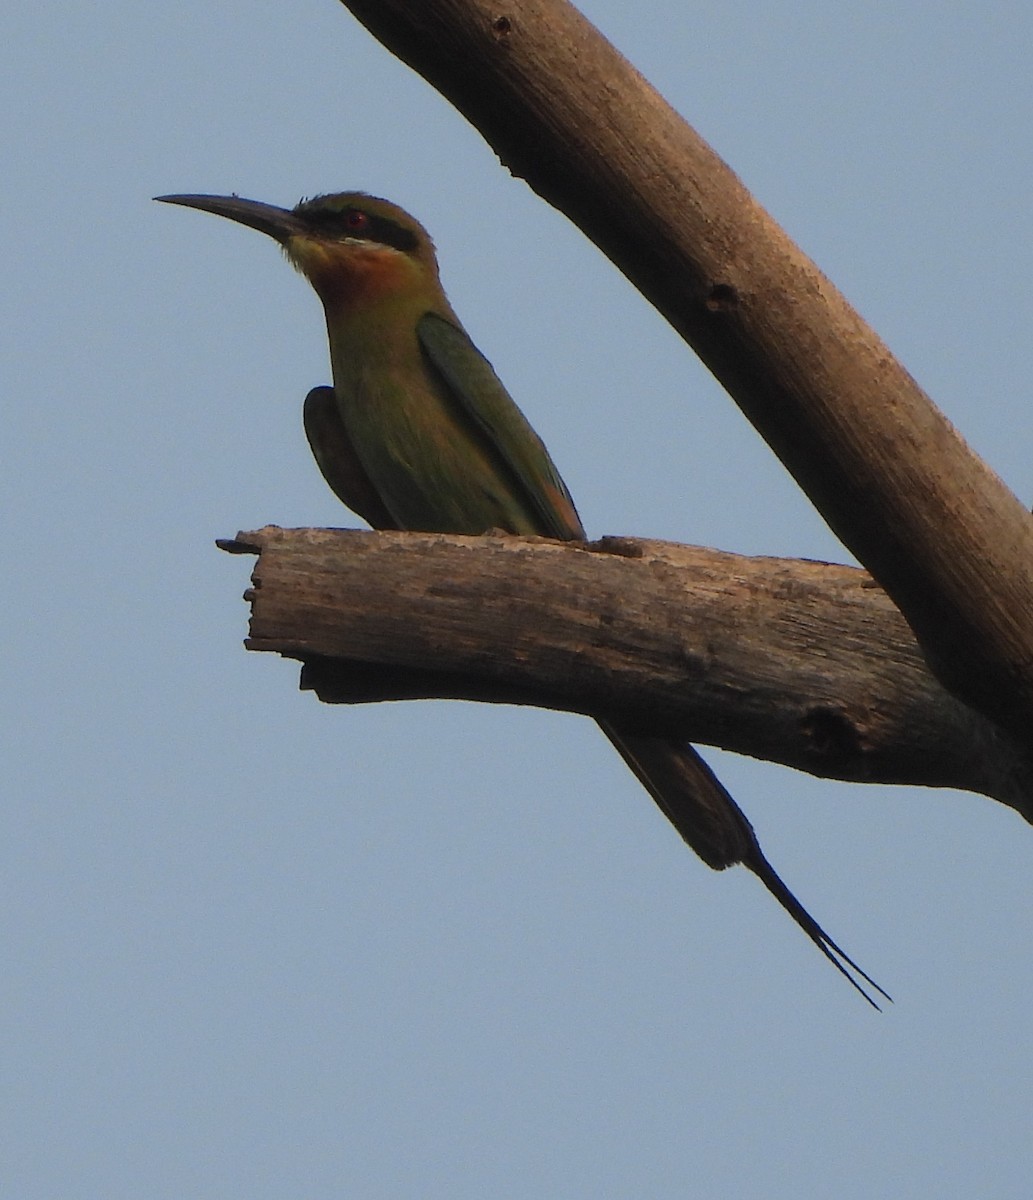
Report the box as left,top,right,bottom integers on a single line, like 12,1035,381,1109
337,0,1033,747
222,527,1033,817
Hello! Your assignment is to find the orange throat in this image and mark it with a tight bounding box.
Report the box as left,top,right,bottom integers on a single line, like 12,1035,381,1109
284,235,418,311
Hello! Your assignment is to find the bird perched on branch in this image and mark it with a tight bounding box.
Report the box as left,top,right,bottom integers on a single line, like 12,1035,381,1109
157,189,888,1009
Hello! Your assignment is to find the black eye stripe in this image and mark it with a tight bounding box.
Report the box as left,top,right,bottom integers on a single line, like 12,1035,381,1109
299,206,418,253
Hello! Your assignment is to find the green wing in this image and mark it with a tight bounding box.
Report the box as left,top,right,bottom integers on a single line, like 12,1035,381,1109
417,312,585,541
302,386,400,530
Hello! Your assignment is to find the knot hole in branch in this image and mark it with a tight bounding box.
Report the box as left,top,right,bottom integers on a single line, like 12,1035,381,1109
800,704,866,761
705,282,740,313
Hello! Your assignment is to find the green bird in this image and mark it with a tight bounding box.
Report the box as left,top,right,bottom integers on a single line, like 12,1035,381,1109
157,190,888,1008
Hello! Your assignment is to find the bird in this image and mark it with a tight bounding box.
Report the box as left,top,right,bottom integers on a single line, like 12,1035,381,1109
156,190,889,1009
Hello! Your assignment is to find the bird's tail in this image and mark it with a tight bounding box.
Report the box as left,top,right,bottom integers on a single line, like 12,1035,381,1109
599,723,890,1010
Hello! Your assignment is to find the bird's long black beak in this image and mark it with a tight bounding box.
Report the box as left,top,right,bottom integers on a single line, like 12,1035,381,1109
155,194,304,244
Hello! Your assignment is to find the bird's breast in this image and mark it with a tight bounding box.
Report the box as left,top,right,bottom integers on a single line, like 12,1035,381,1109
329,341,541,536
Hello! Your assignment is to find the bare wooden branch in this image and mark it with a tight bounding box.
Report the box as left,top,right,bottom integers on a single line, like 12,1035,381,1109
336,0,1033,746
222,526,1033,817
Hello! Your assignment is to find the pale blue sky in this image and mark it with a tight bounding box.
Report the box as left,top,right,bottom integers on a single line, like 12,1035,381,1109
4,3,1032,1196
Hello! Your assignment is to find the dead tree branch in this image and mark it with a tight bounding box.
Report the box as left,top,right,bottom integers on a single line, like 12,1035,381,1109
221,527,1033,817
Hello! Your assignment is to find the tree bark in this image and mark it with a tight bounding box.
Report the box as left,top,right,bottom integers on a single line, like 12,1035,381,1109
221,526,1033,817
335,0,1033,748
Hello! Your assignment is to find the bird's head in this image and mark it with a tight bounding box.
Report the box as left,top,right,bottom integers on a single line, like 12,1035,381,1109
155,191,440,309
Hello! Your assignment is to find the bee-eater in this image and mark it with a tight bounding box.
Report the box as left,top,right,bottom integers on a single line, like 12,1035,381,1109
157,190,888,1008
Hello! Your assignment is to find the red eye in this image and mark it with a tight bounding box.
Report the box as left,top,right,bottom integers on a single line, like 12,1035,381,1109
344,209,369,230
